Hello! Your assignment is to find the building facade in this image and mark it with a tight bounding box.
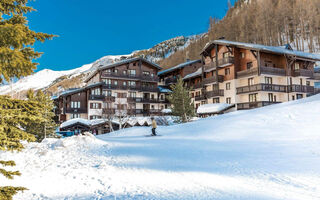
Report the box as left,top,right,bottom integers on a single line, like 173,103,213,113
55,57,170,123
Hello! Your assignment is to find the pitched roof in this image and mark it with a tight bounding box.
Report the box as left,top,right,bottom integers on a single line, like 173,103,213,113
202,40,320,61
85,57,162,83
59,82,104,97
183,67,202,80
157,60,202,76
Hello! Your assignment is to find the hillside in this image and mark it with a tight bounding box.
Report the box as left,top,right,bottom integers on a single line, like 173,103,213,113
159,0,320,68
0,36,198,98
1,95,320,199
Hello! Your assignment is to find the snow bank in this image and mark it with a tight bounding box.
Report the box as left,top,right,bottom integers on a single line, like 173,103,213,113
2,95,320,199
197,103,234,114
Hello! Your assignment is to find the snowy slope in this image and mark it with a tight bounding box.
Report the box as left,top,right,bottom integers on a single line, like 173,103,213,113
2,95,320,199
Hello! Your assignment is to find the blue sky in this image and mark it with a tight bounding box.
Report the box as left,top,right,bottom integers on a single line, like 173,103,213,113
28,0,235,71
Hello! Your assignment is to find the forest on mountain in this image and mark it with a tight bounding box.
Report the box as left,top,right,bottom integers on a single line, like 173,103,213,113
158,0,320,69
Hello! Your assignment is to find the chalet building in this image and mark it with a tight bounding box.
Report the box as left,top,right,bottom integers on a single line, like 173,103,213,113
195,40,320,110
158,59,203,86
55,57,171,123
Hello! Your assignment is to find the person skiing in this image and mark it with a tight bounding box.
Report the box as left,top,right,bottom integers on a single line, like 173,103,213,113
151,117,157,136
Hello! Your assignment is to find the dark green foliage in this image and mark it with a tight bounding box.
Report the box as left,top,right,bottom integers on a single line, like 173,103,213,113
26,89,57,141
168,78,195,123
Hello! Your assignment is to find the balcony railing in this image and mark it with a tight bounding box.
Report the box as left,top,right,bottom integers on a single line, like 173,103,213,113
66,108,87,113
141,86,158,92
292,69,314,78
236,84,287,94
128,97,159,103
203,75,224,85
165,77,178,85
204,62,217,72
89,94,105,100
102,108,115,115
204,57,234,72
237,101,280,110
237,67,258,78
188,82,202,90
260,66,286,76
103,84,158,92
102,72,159,82
195,95,205,101
288,85,314,93
206,89,224,98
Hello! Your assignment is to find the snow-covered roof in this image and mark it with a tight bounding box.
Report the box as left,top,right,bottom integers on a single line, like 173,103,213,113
85,57,162,83
60,118,92,129
202,40,320,61
158,86,172,93
183,68,203,80
197,103,234,114
161,108,172,113
157,60,201,76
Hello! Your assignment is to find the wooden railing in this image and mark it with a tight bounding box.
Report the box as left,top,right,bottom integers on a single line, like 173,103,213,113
103,84,158,92
203,75,224,85
237,101,280,110
236,84,287,94
164,77,178,85
206,89,224,98
237,67,258,78
102,72,159,82
260,66,286,76
288,85,314,93
66,108,87,113
204,57,234,72
292,69,314,78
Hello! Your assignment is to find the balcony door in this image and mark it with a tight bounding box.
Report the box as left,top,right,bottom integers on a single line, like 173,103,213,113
143,93,150,100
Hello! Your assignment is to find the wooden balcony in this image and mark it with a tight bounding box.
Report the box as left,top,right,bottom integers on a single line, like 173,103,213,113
288,85,314,93
260,66,286,76
103,84,158,92
292,69,314,78
206,89,224,98
203,75,224,85
102,108,115,115
195,95,205,101
204,62,217,72
237,67,258,78
141,86,158,92
101,72,159,82
218,57,234,67
89,94,105,100
237,101,280,110
189,82,202,90
164,77,178,85
66,108,87,113
127,97,159,103
236,84,287,94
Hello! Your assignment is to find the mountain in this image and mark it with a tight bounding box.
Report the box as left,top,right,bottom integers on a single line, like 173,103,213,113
0,36,200,98
2,94,320,199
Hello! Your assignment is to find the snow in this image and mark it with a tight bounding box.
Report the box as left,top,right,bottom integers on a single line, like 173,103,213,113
183,67,203,80
2,95,320,199
197,103,234,114
209,40,320,60
60,118,92,128
161,108,172,113
158,86,172,93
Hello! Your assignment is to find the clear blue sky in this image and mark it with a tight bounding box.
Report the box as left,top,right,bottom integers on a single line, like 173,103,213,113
28,0,235,71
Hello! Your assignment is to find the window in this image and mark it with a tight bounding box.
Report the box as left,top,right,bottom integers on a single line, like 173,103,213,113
223,52,231,58
226,97,231,104
292,95,295,100
241,52,245,58
106,90,112,96
300,78,303,85
247,62,253,70
201,101,206,105
249,93,257,102
160,95,164,100
91,88,100,95
113,69,118,73
225,68,230,75
123,70,127,75
71,101,80,108
90,115,101,120
128,81,136,86
143,71,150,76
151,94,155,99
306,81,310,86
296,94,303,99
123,81,127,86
213,98,220,103
151,105,155,109
265,77,272,84
294,63,300,70
90,103,101,109
105,69,111,74
128,69,136,76
129,92,136,98
248,78,254,86
114,80,118,86
104,79,111,85
226,82,231,90
268,93,274,102
133,62,137,66
71,114,80,119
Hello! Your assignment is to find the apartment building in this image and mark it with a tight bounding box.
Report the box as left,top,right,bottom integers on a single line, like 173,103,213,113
195,40,320,110
55,57,170,123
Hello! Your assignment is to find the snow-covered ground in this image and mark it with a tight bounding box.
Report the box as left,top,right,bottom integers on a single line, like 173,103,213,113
2,95,320,199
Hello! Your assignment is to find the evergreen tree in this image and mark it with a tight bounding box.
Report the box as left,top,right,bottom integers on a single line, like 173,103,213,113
26,89,57,141
0,1,55,199
0,96,45,200
168,78,195,122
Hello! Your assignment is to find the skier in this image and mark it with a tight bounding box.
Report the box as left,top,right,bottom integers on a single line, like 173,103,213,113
151,117,157,136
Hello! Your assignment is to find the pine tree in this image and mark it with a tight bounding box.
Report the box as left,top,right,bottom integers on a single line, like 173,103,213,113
168,78,195,123
0,96,45,200
0,1,55,199
26,89,57,141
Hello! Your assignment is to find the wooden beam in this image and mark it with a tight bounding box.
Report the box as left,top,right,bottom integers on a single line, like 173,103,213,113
227,46,233,54
250,50,257,59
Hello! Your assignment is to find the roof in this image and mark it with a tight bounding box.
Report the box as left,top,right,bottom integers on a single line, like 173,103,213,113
158,86,172,93
59,82,104,97
85,57,162,83
183,67,202,80
201,40,320,61
197,103,235,114
60,118,119,129
157,60,201,76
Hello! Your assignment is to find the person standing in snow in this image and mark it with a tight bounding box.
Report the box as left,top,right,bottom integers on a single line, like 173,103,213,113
151,117,157,136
